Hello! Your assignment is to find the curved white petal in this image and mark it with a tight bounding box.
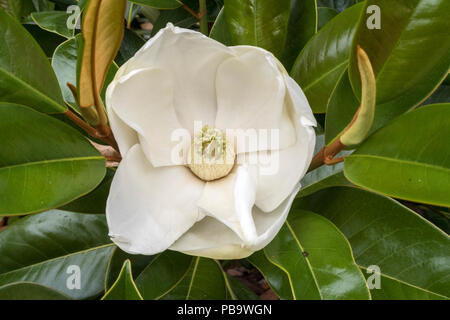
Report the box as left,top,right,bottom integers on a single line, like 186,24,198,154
115,24,234,133
106,144,205,255
215,47,296,153
170,184,301,259
106,82,139,157
238,71,317,212
196,165,258,247
108,67,189,167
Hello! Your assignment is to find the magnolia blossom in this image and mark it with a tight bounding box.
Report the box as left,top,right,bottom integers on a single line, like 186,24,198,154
105,24,316,259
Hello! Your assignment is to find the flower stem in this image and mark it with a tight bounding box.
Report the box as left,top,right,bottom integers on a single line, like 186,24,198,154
199,0,208,35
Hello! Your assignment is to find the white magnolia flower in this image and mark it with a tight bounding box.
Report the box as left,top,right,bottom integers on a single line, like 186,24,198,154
105,24,316,259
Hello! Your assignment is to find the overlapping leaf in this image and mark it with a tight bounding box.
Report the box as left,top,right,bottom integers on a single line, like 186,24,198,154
0,104,106,215
0,210,114,299
296,186,450,299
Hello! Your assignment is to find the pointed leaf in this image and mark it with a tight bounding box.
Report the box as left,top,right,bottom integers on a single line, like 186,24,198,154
102,260,143,300
135,251,193,300
161,257,228,300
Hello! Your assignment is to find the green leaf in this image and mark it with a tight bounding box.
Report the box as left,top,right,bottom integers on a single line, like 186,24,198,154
52,35,118,112
102,260,143,300
348,0,450,133
264,210,371,300
422,83,450,106
150,5,197,36
344,104,450,207
0,282,72,300
317,7,338,30
0,0,35,21
116,29,145,66
324,69,360,144
129,0,182,10
0,8,65,113
59,168,114,214
298,135,352,198
290,2,363,113
280,0,317,70
0,210,114,299
162,257,228,300
224,0,291,57
105,247,154,290
209,8,232,46
31,11,75,38
247,250,293,300
23,23,66,57
224,274,260,300
0,103,106,216
135,251,193,300
296,186,450,299
317,0,359,12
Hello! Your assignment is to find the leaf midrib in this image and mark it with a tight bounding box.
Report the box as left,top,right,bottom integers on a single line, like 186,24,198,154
348,154,450,173
0,156,104,172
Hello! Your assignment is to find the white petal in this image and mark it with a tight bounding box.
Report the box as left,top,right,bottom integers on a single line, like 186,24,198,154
197,165,258,246
235,73,316,212
215,46,296,153
106,144,205,255
106,81,139,157
116,24,233,133
108,67,189,167
170,184,301,259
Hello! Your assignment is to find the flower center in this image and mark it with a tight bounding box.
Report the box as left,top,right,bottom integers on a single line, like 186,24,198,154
188,125,235,181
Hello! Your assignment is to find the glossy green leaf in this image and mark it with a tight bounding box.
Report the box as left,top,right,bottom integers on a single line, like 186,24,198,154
105,247,154,290
344,104,450,207
162,257,228,300
31,11,75,38
265,211,370,300
280,0,317,70
116,29,145,66
209,8,232,46
0,104,106,216
52,35,118,112
0,282,71,300
135,251,193,300
248,250,293,300
349,0,450,133
0,0,35,21
296,186,450,299
224,0,291,57
151,5,197,36
422,83,450,106
129,0,181,10
224,274,260,300
0,210,114,299
317,0,360,12
324,69,360,144
290,2,363,113
102,260,143,300
23,23,66,57
59,168,114,214
317,7,338,30
298,135,352,198
0,8,65,113
359,267,445,300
